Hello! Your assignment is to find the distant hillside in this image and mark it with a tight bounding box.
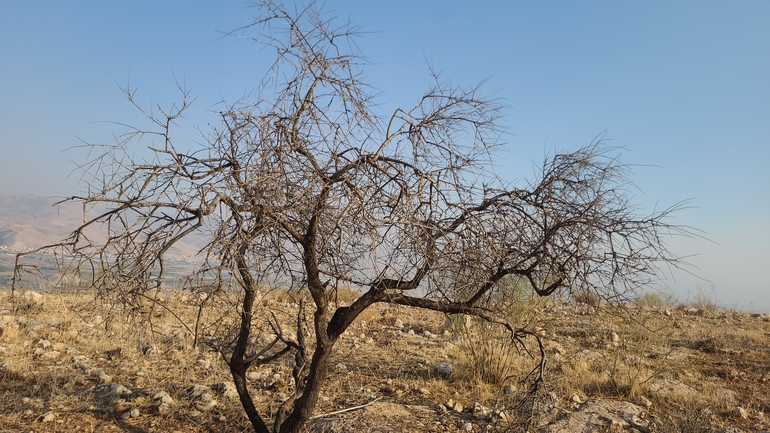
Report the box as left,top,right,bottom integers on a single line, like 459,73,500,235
0,196,81,252
0,195,205,258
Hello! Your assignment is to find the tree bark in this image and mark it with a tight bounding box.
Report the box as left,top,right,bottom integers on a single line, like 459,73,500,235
231,251,270,433
277,311,333,433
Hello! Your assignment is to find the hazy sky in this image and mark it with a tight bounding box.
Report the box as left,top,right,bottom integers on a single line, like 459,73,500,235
1,1,768,310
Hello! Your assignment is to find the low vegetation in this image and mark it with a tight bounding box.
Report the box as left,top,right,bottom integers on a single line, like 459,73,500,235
1,288,768,432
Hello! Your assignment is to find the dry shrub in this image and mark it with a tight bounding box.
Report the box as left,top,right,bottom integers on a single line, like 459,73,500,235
458,319,522,385
654,401,713,433
573,291,602,307
685,286,722,312
634,291,678,309
454,277,550,386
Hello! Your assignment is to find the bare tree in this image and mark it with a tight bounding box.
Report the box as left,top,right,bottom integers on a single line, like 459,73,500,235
14,2,691,432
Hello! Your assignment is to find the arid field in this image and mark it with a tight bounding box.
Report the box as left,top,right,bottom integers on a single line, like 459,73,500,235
1,288,769,433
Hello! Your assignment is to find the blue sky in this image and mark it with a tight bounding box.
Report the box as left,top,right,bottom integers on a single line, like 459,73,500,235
1,1,768,310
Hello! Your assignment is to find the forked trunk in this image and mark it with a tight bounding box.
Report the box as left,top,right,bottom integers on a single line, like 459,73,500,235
232,251,271,433
277,342,332,433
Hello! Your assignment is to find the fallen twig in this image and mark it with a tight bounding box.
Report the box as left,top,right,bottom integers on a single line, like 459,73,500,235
309,397,383,420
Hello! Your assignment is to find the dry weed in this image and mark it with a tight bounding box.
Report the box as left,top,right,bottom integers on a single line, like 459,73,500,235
1,288,768,432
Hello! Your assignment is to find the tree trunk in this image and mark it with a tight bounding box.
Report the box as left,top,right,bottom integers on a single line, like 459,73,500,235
277,342,332,433
232,252,271,433
231,358,270,433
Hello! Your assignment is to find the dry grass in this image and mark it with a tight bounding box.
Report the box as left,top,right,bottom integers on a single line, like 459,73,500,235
1,288,769,432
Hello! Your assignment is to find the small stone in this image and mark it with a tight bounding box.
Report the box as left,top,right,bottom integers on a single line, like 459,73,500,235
391,318,404,329
212,381,238,399
187,384,212,400
610,332,620,343
733,406,748,419
157,403,173,415
38,339,51,349
105,348,122,360
188,409,202,418
460,422,473,431
153,391,174,404
107,384,132,396
570,393,583,404
141,345,158,355
446,399,464,413
196,399,218,411
26,321,44,332
247,371,262,380
494,407,508,421
95,370,112,383
23,290,43,302
635,396,652,408
624,412,650,431
434,362,454,378
503,384,517,395
552,345,567,355
418,387,430,395
129,408,140,418
663,308,672,316
40,411,55,422
473,402,492,420
39,351,61,360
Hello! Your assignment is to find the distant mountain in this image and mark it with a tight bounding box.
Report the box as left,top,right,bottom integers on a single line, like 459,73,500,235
0,195,205,258
0,195,80,252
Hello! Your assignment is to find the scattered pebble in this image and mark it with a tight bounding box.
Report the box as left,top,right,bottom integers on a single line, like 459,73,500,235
433,362,454,378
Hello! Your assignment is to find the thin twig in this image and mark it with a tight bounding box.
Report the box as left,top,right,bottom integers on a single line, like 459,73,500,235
308,397,383,420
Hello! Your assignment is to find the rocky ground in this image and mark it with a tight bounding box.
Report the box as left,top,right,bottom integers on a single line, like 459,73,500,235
1,289,769,433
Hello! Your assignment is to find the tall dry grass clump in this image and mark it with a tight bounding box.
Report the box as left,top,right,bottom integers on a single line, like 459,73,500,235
454,276,551,386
